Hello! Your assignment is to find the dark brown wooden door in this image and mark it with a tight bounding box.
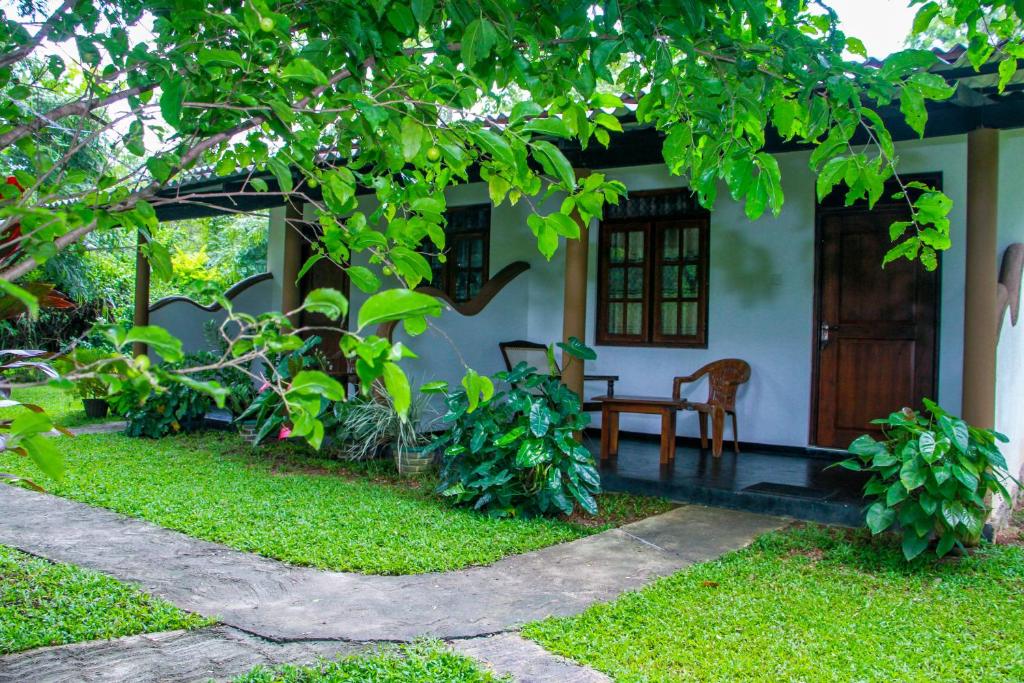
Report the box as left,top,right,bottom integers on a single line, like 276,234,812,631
812,208,939,449
298,225,349,374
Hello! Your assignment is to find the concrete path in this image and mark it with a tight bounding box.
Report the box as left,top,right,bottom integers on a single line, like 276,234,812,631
0,626,361,683
450,633,611,683
0,485,784,680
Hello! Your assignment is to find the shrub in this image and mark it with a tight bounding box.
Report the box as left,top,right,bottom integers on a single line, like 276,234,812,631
837,399,1018,560
113,376,214,438
434,342,600,519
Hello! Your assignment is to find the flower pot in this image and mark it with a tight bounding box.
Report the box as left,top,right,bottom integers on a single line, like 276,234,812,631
394,444,435,476
82,398,109,419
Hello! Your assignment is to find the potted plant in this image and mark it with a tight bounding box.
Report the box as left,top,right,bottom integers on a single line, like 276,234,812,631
392,395,437,477
77,376,110,418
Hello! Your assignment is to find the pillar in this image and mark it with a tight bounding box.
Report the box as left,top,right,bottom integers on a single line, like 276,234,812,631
131,231,150,357
962,127,999,428
281,200,304,327
561,169,591,399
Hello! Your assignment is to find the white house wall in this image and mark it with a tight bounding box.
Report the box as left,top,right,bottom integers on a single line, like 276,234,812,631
995,128,1024,519
256,135,972,449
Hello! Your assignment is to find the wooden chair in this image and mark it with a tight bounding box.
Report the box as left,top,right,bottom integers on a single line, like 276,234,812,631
498,340,618,411
672,359,751,456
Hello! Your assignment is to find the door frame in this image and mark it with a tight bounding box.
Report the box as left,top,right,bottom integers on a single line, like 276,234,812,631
808,172,943,448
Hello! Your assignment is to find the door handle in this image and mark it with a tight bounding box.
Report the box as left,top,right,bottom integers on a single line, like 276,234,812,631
820,322,839,347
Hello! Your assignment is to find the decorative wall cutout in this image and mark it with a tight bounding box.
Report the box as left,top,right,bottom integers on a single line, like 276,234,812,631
376,260,530,340
149,272,273,313
998,243,1024,339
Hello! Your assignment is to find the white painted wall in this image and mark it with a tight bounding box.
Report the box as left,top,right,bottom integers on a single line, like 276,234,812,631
250,134,973,449
150,276,276,354
994,128,1024,521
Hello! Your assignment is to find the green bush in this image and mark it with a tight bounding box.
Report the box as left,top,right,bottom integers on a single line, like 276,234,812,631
434,342,600,519
838,399,1018,560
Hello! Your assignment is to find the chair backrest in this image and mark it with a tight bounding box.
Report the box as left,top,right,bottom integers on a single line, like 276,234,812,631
499,340,558,374
702,359,751,411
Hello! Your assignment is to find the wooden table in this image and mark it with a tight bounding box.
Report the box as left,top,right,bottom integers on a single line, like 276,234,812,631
595,395,687,466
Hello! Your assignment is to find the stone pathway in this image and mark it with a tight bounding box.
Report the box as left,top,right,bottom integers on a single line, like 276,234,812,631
0,485,784,681
450,633,611,683
0,626,362,683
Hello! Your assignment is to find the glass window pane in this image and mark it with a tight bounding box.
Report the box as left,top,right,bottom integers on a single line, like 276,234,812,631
609,268,624,298
626,303,643,335
627,267,644,298
455,271,469,301
682,228,700,259
455,240,470,267
610,232,626,263
661,265,679,298
663,228,680,260
680,302,698,336
661,302,678,335
470,239,484,267
627,231,645,263
682,264,699,296
608,303,623,334
468,271,483,298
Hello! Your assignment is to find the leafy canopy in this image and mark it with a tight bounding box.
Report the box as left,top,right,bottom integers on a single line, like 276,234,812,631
0,0,1020,462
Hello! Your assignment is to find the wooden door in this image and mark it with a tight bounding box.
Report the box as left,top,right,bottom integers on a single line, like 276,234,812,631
298,225,349,374
812,207,940,449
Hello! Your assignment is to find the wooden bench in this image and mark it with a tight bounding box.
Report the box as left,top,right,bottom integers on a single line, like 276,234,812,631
595,395,686,466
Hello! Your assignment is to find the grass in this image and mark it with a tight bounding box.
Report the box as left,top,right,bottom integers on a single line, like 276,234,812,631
0,544,209,655
0,430,673,575
0,385,116,429
523,525,1024,682
233,641,504,682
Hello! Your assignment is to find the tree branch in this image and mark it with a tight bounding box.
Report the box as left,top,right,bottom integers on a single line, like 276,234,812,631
0,0,76,70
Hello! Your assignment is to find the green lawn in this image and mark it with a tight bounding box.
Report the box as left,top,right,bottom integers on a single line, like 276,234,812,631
523,525,1024,682
0,544,209,655
234,641,503,682
0,431,672,575
1,385,117,429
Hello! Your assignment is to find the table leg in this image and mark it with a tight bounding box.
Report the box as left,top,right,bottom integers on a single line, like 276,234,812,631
667,410,677,462
609,411,620,456
600,405,611,464
712,405,725,457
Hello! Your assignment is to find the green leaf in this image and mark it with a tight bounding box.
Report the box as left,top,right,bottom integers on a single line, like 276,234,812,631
899,86,927,137
523,117,572,139
0,279,39,319
912,2,940,34
347,266,381,293
198,48,246,70
282,58,328,86
999,58,1018,93
532,140,576,189
529,401,551,437
124,325,183,361
304,288,348,320
515,440,551,467
410,0,433,23
900,456,927,491
866,501,896,534
461,18,498,68
557,336,596,361
381,362,411,416
886,481,909,506
357,289,442,330
23,435,64,481
159,78,183,128
401,118,426,162
901,530,930,560
322,168,356,214
144,240,173,281
289,370,346,401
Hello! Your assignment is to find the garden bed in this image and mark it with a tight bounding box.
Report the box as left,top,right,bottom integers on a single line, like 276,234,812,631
523,524,1024,682
0,431,672,575
0,544,208,655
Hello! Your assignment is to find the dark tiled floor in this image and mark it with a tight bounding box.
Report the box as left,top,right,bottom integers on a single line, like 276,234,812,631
589,434,871,526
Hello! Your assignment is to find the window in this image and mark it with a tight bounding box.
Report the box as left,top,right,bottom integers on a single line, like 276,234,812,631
428,204,490,302
596,190,709,347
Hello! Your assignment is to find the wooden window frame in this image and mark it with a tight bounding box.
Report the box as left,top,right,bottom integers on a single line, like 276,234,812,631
596,197,710,348
429,204,490,303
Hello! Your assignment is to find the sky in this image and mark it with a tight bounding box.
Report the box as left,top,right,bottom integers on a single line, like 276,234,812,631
830,0,920,57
